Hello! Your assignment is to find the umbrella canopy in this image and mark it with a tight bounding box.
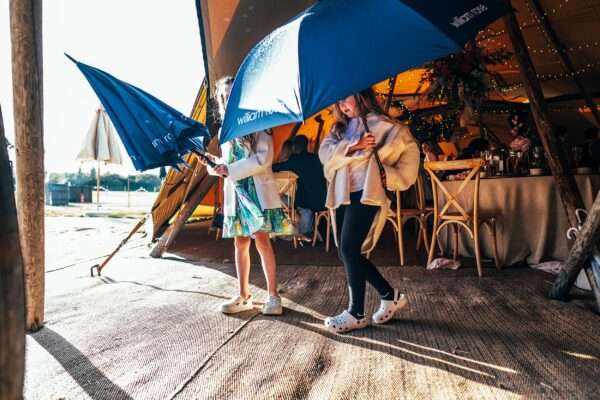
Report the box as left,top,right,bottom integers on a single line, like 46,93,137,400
67,54,210,171
220,0,510,143
77,106,123,165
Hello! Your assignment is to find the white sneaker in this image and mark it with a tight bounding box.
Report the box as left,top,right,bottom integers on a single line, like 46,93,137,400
372,289,408,325
324,310,369,334
220,295,254,314
261,295,283,315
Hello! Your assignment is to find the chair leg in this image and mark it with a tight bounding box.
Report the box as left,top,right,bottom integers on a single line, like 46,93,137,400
325,215,331,252
473,221,483,277
419,217,429,253
312,213,319,247
427,215,439,267
398,225,405,266
452,224,459,261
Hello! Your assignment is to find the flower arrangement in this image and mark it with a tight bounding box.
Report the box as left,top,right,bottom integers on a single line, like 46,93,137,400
418,43,512,113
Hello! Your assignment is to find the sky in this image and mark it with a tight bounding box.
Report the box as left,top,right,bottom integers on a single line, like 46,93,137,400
0,0,205,175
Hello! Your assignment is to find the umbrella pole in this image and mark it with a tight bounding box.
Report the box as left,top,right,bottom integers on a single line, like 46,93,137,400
96,161,100,206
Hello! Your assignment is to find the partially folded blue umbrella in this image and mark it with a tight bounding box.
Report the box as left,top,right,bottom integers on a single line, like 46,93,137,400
67,54,210,171
220,0,509,143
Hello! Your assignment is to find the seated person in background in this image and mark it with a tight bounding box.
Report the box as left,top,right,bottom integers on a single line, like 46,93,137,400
421,140,442,162
273,135,327,240
277,139,293,163
458,137,490,160
447,138,490,180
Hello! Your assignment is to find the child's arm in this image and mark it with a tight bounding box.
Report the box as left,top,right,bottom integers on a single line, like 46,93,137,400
382,125,421,191
227,132,274,182
318,134,356,176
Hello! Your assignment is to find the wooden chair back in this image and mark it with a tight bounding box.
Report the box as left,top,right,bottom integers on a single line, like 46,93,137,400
424,159,484,222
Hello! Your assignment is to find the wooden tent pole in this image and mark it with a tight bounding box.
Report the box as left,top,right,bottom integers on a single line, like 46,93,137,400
384,76,397,113
150,174,217,258
96,161,100,205
503,7,584,229
10,0,45,331
548,192,600,300
0,105,26,400
528,0,600,127
150,136,220,258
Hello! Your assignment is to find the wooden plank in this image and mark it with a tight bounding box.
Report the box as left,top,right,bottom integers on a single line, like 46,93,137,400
548,192,600,300
150,173,218,258
0,105,26,400
384,76,397,113
503,6,585,230
10,0,45,331
529,0,600,127
424,159,484,172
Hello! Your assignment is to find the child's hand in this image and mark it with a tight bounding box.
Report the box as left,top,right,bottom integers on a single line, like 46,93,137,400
214,164,229,177
348,133,376,154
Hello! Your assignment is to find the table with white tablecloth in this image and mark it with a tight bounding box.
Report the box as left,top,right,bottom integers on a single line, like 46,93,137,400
438,174,600,266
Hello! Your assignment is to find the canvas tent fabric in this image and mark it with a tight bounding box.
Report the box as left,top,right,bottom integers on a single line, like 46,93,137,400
150,0,600,239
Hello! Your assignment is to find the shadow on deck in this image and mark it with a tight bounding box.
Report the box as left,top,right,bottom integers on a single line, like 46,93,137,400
25,220,600,399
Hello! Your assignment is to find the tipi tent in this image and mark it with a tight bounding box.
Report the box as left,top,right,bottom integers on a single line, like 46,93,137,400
149,0,600,252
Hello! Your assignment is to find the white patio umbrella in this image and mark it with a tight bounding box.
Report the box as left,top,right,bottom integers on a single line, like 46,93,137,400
76,106,123,204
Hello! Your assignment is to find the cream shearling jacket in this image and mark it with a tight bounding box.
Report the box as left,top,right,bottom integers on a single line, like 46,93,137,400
209,131,282,218
319,114,421,253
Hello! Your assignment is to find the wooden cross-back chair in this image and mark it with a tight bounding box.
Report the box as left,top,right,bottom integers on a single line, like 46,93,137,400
424,159,501,277
312,209,331,252
366,173,430,266
274,171,299,248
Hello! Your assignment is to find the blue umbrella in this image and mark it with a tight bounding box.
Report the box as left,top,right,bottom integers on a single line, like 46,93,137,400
220,0,509,143
66,54,210,171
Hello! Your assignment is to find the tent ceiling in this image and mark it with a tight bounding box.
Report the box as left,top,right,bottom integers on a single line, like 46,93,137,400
196,0,600,105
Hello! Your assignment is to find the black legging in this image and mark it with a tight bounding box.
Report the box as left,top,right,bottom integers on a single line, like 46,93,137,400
336,191,394,317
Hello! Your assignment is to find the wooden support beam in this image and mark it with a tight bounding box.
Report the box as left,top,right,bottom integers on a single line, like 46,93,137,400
150,173,218,258
150,135,220,258
384,76,397,113
528,0,600,127
0,105,26,400
503,7,585,229
10,0,45,331
548,192,600,300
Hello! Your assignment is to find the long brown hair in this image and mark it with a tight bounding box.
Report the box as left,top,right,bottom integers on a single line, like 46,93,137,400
214,76,257,150
331,87,386,140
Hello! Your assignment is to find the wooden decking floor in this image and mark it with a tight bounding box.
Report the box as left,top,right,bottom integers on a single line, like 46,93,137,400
25,221,600,399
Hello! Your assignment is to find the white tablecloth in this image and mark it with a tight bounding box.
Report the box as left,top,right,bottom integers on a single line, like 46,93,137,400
439,175,600,265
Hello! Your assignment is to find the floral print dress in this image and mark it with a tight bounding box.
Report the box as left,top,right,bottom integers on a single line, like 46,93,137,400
222,140,294,238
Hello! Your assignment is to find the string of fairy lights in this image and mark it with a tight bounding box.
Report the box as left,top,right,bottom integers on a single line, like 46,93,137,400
474,0,599,91
371,0,598,133
476,0,573,40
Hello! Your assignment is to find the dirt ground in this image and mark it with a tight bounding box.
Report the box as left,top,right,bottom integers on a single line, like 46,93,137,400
24,216,600,400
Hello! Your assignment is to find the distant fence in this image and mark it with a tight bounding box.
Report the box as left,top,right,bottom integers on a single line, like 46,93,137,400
68,185,93,203
45,184,94,206
45,184,70,206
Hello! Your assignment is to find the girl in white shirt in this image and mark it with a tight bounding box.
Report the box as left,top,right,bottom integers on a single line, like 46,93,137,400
319,88,420,334
202,77,293,316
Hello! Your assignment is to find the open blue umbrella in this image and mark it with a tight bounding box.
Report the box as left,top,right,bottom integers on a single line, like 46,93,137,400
67,54,210,171
220,0,509,143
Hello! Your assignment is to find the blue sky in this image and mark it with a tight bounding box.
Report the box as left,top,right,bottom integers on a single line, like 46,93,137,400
0,0,204,174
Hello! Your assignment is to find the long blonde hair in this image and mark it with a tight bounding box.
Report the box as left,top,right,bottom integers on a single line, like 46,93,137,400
331,88,386,140
214,76,257,150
